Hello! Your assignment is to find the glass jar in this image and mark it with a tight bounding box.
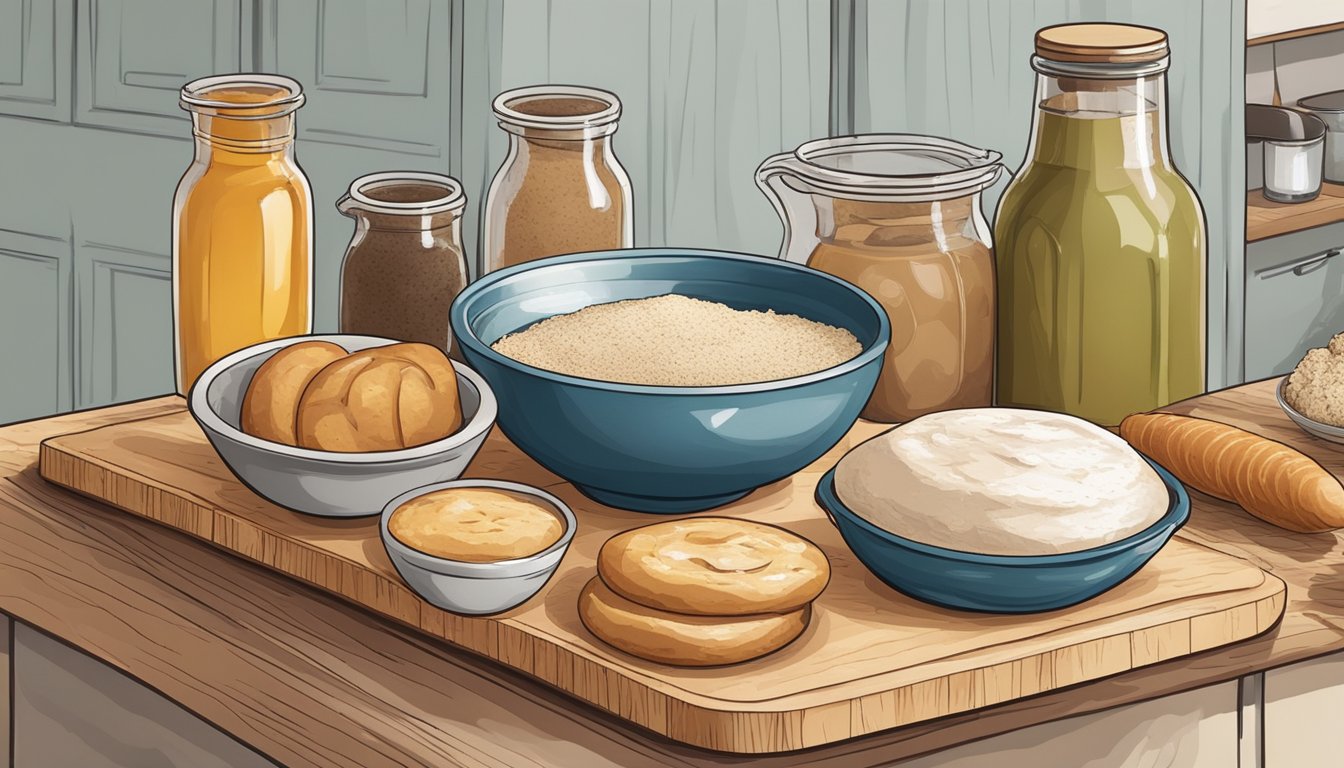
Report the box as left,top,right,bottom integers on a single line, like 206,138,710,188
995,24,1206,426
337,171,468,356
757,135,1002,422
173,74,312,394
481,85,633,274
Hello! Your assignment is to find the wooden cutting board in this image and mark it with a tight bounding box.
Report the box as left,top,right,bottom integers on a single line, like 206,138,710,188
37,405,1286,753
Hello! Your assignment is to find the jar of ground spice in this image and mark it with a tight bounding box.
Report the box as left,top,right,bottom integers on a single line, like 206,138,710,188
481,85,633,274
337,172,468,355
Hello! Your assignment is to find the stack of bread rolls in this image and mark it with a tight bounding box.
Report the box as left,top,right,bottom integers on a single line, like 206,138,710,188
579,517,829,666
241,340,464,452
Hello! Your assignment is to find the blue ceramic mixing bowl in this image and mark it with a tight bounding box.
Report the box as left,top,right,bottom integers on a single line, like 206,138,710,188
451,248,889,513
815,457,1190,613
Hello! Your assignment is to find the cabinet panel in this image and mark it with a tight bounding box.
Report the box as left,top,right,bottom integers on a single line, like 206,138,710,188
457,0,830,274
1265,651,1344,768
257,0,452,156
0,231,71,425
76,243,173,408
12,622,276,768
0,0,72,122
76,0,241,136
1245,225,1344,380
892,682,1239,767
1,613,9,768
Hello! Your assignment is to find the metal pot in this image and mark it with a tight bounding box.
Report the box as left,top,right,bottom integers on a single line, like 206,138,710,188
1247,104,1327,204
1296,90,1344,183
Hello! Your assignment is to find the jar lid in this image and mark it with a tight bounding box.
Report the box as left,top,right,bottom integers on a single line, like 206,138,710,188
1035,24,1168,63
492,85,622,136
760,135,1002,202
1247,104,1327,146
1298,90,1344,114
344,172,466,216
179,74,305,119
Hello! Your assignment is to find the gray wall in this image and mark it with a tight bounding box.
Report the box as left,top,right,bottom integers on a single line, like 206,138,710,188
0,0,1245,424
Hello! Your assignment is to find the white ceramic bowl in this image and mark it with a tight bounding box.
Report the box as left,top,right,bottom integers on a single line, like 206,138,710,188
380,479,576,615
188,334,498,517
1277,377,1344,445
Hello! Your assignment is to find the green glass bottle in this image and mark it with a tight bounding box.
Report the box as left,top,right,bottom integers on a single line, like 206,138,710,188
995,23,1205,426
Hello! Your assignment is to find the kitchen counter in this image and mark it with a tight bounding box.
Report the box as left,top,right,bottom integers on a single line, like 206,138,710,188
2,379,1343,767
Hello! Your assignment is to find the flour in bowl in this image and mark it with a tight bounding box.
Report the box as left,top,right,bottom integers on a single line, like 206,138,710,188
490,294,861,386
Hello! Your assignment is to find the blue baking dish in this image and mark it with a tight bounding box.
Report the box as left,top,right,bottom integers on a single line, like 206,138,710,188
451,248,888,514
814,456,1190,613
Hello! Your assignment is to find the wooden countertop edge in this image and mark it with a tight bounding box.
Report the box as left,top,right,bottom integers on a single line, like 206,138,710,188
0,394,1341,766
33,431,1291,720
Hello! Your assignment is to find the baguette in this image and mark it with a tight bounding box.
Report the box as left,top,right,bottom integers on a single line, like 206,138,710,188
1119,412,1344,533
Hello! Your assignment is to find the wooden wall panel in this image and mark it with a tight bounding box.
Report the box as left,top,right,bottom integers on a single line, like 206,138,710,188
0,0,72,122
0,231,71,425
75,243,173,408
844,0,1246,389
256,0,452,157
75,0,241,136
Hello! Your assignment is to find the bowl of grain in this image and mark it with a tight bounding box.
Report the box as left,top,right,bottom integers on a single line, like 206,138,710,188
450,248,888,514
1280,332,1344,444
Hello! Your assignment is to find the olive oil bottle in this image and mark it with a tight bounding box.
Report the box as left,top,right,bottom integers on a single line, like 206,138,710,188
995,24,1205,426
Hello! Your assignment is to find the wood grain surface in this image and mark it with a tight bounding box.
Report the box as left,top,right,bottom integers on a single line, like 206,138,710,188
36,403,1285,753
1247,182,1344,242
3,389,1344,766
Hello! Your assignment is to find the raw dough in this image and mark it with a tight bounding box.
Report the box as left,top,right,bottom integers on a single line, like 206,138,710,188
834,408,1170,556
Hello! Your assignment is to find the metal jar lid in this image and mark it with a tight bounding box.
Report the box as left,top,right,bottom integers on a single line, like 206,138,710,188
1298,90,1344,115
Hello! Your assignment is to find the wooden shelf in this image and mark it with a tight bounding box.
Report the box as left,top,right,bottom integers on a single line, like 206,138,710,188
1247,182,1344,242
1248,20,1344,47
1247,1,1344,47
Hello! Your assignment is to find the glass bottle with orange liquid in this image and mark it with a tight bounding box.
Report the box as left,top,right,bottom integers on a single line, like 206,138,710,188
173,74,313,393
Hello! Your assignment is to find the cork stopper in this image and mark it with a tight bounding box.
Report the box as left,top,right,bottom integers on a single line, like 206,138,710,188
1035,23,1168,64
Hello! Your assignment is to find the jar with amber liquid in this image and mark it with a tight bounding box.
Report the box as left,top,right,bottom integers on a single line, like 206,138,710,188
172,74,313,393
482,85,633,274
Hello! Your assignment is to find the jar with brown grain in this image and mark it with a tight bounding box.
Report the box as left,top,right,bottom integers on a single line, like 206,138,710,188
757,135,1002,423
481,85,633,274
337,172,468,356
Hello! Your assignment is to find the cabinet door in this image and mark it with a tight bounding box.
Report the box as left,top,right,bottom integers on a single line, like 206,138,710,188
12,622,277,768
1244,225,1344,380
76,0,241,136
891,682,1239,767
75,242,174,408
0,0,72,122
1265,651,1344,768
0,231,72,425
256,0,452,157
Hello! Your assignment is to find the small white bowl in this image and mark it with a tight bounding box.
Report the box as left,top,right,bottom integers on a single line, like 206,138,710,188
380,480,576,615
1277,377,1344,445
189,334,498,517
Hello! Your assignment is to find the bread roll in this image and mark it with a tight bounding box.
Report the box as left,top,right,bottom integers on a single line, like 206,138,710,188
597,518,829,616
578,577,809,667
1120,412,1344,532
296,343,463,452
240,340,347,445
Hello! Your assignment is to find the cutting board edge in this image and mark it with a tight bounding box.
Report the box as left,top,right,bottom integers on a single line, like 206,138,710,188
31,413,1292,754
